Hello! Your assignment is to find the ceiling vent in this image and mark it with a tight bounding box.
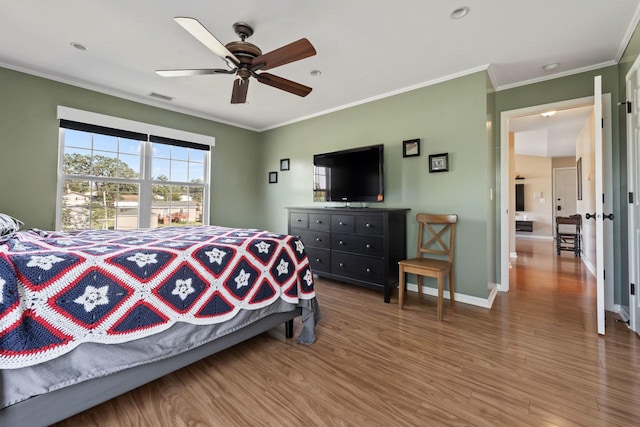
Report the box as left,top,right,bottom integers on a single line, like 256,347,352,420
148,92,174,102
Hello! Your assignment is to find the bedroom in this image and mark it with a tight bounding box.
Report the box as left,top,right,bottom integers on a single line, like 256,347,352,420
2,1,640,425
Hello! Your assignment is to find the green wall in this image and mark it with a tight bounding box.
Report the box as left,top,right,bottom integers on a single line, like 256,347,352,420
260,71,492,299
495,65,624,302
0,67,262,230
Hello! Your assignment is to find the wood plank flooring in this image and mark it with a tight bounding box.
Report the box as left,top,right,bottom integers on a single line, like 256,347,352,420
56,239,640,426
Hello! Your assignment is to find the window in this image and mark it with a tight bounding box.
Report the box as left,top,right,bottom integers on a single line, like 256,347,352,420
56,110,212,231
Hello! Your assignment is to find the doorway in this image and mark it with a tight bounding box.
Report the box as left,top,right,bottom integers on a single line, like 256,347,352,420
499,95,615,320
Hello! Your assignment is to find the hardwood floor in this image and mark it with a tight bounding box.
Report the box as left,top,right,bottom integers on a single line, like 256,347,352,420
56,239,640,426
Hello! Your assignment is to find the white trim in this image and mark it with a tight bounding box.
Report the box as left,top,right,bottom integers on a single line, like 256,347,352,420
405,281,495,310
615,3,640,63
618,305,630,322
57,106,215,147
582,256,596,278
509,251,518,259
261,65,491,131
496,61,616,92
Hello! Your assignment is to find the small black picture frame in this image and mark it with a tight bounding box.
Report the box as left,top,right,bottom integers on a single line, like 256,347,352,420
280,158,290,171
429,153,449,173
403,139,420,158
269,171,278,183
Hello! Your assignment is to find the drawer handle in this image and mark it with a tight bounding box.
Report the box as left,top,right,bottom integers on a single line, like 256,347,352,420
366,268,371,273
339,240,344,245
316,237,322,242
316,258,321,263
339,221,344,225
316,220,322,224
296,218,302,222
365,223,371,228
365,244,371,248
339,262,344,267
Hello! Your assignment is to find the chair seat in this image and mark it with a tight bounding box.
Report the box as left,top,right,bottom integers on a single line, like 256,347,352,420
398,257,451,273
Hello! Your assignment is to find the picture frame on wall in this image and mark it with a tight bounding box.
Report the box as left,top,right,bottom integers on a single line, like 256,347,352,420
280,158,290,171
402,139,420,157
429,153,449,173
269,171,278,184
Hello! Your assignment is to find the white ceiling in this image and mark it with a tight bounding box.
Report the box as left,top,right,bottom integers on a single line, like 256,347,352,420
511,106,594,158
1,1,638,131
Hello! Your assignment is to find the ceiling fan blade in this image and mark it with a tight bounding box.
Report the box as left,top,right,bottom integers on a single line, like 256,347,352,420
231,78,250,104
174,17,240,67
256,73,312,97
156,68,235,77
252,38,316,71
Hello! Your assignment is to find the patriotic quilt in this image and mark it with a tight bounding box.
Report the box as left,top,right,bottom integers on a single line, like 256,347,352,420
0,226,315,369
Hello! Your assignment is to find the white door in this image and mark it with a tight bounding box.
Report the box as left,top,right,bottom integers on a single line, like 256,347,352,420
554,168,577,219
593,76,606,335
627,58,640,336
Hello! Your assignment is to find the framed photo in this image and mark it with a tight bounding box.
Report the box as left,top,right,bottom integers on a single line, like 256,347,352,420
429,153,449,173
280,158,290,171
403,139,420,158
268,171,278,184
577,157,582,200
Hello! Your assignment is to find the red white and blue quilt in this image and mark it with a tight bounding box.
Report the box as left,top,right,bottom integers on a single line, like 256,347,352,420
0,226,314,368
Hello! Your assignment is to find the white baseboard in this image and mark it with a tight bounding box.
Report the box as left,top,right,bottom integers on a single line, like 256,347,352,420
617,305,630,322
405,282,494,309
582,256,596,278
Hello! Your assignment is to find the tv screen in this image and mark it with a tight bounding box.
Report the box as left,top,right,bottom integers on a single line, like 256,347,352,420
313,144,384,202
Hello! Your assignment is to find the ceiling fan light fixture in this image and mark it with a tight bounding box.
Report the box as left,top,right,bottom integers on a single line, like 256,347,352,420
310,70,322,77
450,7,470,19
542,62,559,72
70,42,87,51
541,110,556,117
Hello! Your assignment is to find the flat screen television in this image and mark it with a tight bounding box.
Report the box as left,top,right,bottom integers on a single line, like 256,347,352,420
313,144,384,202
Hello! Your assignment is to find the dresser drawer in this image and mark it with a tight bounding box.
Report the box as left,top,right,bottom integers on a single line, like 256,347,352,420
290,212,308,229
331,252,385,284
332,214,355,233
298,230,330,249
306,247,330,274
309,213,330,231
356,215,384,235
332,233,383,257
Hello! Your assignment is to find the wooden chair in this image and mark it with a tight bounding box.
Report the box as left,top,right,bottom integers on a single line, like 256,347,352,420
398,213,458,321
556,214,581,257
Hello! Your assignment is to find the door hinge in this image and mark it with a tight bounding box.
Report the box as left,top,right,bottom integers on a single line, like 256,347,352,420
629,102,633,114
604,270,606,281
603,193,605,204
632,283,636,296
630,192,635,204
602,118,604,128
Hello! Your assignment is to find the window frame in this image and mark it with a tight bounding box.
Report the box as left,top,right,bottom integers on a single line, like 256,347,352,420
55,107,213,231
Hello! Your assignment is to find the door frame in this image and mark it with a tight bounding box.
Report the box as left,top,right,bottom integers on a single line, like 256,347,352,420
626,55,640,334
499,95,614,314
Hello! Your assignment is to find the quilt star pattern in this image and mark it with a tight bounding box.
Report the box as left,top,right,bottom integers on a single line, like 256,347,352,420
0,226,314,368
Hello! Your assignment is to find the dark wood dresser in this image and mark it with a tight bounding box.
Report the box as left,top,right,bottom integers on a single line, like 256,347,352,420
287,207,409,302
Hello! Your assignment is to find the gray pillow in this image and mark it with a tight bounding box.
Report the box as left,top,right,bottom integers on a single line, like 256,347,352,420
0,213,23,241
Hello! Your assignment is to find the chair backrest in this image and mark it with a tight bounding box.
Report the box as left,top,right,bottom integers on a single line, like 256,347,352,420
556,214,581,234
415,213,458,263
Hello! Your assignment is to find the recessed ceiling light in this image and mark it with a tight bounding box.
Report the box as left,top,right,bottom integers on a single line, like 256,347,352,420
541,110,557,117
310,69,322,77
450,7,470,19
542,62,559,72
70,42,87,51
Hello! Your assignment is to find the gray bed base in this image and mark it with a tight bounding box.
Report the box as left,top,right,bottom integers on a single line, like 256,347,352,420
0,309,299,427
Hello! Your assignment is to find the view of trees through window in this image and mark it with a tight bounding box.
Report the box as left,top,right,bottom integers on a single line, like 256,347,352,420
59,127,208,231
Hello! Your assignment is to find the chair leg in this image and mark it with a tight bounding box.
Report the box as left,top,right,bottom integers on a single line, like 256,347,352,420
417,275,423,301
437,272,444,321
398,265,405,309
449,268,455,306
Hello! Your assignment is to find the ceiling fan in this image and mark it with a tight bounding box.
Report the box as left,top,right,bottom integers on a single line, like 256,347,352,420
157,17,317,104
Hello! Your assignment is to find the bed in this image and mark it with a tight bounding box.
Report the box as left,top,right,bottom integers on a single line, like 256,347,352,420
0,224,318,426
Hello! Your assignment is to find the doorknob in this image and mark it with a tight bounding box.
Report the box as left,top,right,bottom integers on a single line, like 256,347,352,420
585,213,596,220
604,213,615,221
